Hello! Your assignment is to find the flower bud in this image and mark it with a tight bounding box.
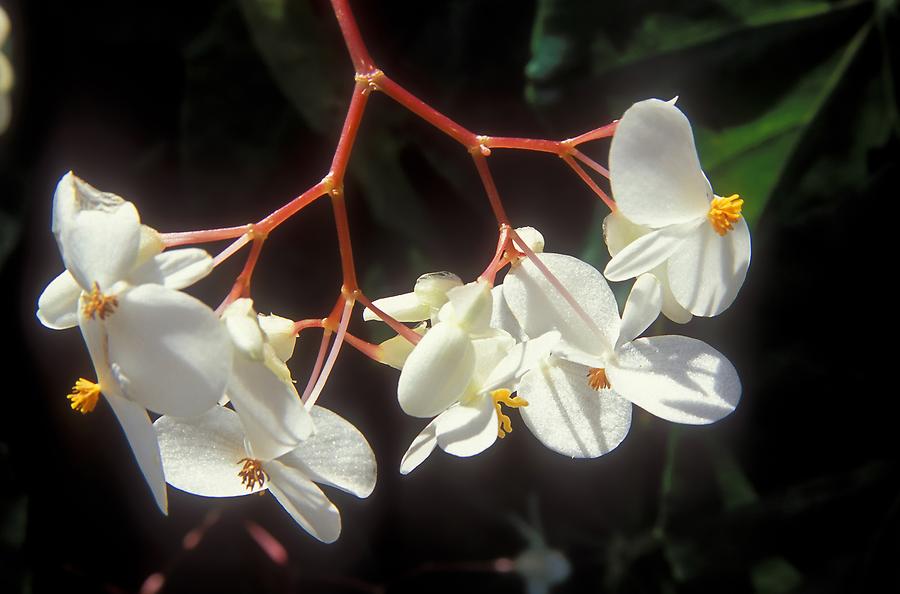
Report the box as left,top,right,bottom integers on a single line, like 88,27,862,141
413,271,462,310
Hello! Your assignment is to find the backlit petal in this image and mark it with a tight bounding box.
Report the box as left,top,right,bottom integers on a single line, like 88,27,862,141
398,322,475,418
267,460,341,543
603,219,702,282
667,217,751,316
129,248,213,290
400,421,439,475
610,99,711,227
618,274,662,346
363,292,430,322
105,284,231,417
37,270,81,330
436,396,499,457
608,336,741,424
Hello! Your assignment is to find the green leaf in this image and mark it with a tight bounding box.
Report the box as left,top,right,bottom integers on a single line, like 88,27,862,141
694,22,872,226
752,557,805,594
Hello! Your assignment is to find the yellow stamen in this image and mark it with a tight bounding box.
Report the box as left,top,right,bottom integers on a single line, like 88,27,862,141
237,458,268,490
491,389,528,439
707,194,744,236
587,368,610,390
82,282,118,320
68,378,101,414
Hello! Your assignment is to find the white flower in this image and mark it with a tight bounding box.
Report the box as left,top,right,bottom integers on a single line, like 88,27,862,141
362,271,462,324
604,210,692,324
155,405,376,543
398,280,559,474
502,252,741,458
221,299,313,461
604,98,751,317
36,172,232,512
0,6,13,134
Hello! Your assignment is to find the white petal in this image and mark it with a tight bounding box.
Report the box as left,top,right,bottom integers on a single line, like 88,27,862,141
258,313,297,362
436,396,499,457
105,284,231,417
514,226,545,254
603,211,648,257
153,406,257,497
135,225,165,268
228,355,313,461
400,421,439,475
398,322,475,418
414,271,463,310
277,406,376,498
618,274,662,346
52,173,141,290
128,248,213,290
603,219,702,282
491,284,526,340
363,292,430,322
222,298,265,360
481,331,561,392
667,217,751,316
267,460,341,543
659,272,693,324
504,253,620,356
36,270,81,330
105,392,168,513
470,330,517,388
378,324,426,370
443,280,493,334
608,336,741,424
518,362,632,458
609,99,712,227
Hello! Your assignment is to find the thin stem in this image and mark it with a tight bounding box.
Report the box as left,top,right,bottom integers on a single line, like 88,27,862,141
471,153,510,225
292,318,325,335
374,73,479,148
562,154,616,211
305,299,354,409
329,0,375,73
355,291,421,345
161,225,250,247
330,81,371,180
481,136,562,154
330,189,358,290
255,181,330,235
571,148,610,179
566,121,618,145
342,331,383,363
301,330,333,403
212,233,252,268
478,225,512,285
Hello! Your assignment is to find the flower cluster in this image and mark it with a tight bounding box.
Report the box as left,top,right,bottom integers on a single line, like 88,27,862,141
37,80,748,542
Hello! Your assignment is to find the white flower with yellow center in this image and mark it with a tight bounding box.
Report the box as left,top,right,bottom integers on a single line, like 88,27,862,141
604,98,751,317
220,299,313,460
398,280,559,473
35,172,231,512
155,404,376,543
503,252,741,458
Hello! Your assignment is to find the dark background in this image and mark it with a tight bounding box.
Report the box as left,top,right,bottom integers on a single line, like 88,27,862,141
1,0,896,593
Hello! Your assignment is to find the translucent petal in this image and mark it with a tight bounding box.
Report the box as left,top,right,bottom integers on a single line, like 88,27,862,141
609,99,712,227
603,219,702,282
278,406,376,498
378,324,426,370
659,274,693,324
228,355,313,461
363,292,430,322
398,322,475,418
128,248,213,290
618,274,662,346
667,217,751,317
444,280,493,334
414,271,463,310
105,284,231,417
608,336,741,424
36,270,81,330
436,396,498,457
504,252,620,356
52,173,141,290
267,460,341,543
470,330,516,388
400,421,439,475
481,331,561,393
105,392,168,513
491,284,525,340
603,211,648,257
258,314,297,362
154,406,259,498
222,298,265,361
518,362,632,458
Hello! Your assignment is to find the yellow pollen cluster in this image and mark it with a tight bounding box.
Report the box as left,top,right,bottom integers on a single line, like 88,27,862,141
68,378,101,414
82,282,118,320
707,194,744,236
491,389,528,439
237,458,268,491
587,368,610,390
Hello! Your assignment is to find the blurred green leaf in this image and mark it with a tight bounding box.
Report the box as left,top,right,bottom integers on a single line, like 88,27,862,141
695,23,872,226
752,557,805,594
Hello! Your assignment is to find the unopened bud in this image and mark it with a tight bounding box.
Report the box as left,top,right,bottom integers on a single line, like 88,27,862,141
258,313,297,363
514,226,544,254
414,271,463,310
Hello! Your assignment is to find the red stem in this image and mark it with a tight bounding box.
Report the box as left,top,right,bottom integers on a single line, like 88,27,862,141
329,0,375,73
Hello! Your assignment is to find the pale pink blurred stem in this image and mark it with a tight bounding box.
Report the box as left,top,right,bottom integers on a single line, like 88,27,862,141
305,299,354,409
301,329,333,402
